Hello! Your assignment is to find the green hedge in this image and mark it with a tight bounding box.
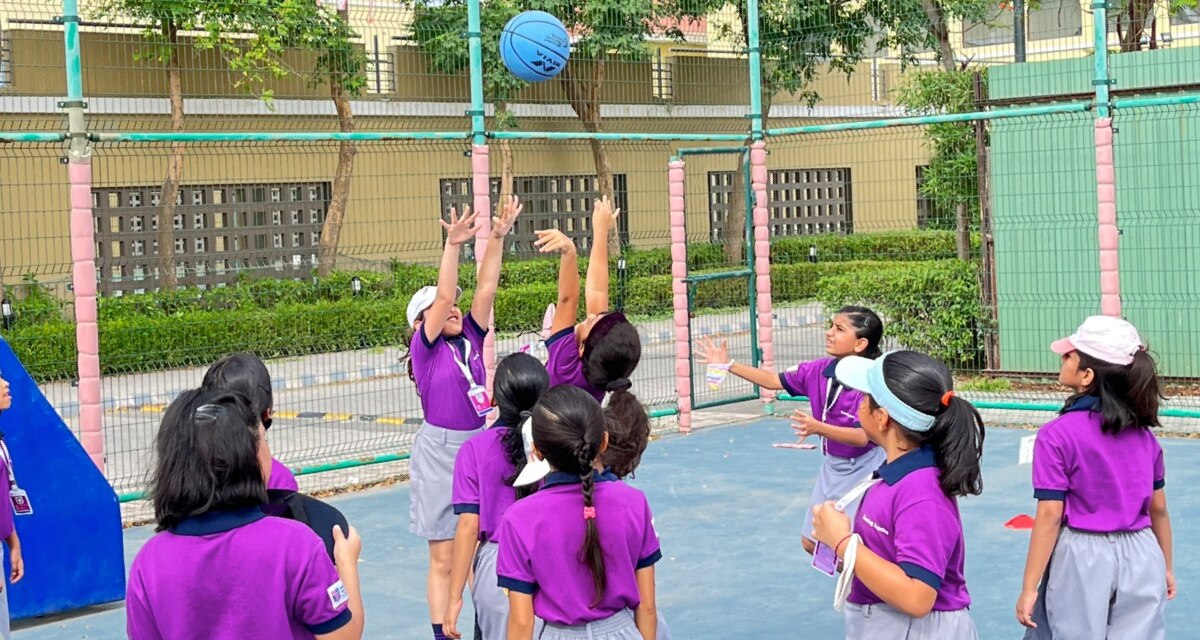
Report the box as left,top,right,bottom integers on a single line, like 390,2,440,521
772,231,981,263
817,260,988,368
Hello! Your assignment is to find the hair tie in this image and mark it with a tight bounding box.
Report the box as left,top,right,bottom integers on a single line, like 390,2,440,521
606,378,632,392
583,506,596,520
518,410,532,420
940,390,956,407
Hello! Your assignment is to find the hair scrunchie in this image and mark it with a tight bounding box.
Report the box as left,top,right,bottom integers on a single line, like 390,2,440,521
606,378,632,392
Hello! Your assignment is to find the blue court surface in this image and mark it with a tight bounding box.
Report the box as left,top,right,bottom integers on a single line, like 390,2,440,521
15,419,1199,639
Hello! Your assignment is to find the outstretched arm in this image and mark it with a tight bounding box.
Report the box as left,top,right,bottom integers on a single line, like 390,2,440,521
585,196,620,317
471,196,523,324
424,207,480,344
694,336,783,390
535,229,579,334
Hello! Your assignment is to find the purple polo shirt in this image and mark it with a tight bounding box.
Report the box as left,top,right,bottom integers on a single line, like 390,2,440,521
127,508,352,640
848,447,971,612
779,357,876,459
0,456,13,540
268,457,299,492
545,328,605,403
410,313,489,430
453,425,519,542
496,471,662,626
1032,395,1165,533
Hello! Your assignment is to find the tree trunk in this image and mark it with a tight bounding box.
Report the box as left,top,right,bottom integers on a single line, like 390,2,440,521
920,0,957,72
156,22,183,291
1120,0,1155,52
560,59,618,254
317,8,357,278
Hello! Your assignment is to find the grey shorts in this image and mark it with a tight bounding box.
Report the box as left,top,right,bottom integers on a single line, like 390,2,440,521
540,609,642,640
845,602,977,639
410,422,481,541
471,542,508,640
0,581,8,640
801,447,886,543
1026,527,1166,640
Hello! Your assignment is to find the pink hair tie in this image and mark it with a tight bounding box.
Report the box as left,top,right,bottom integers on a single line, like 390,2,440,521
583,506,596,520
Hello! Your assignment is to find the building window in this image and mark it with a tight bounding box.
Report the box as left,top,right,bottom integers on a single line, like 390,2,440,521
1028,0,1083,41
93,182,329,294
963,7,1016,47
365,48,395,95
439,174,630,260
0,32,12,89
707,168,853,241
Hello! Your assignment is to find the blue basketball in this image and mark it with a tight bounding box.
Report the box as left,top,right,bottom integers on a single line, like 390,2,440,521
500,11,570,83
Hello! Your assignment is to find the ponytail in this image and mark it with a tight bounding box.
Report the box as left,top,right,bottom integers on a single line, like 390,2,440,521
1071,349,1163,435
503,411,538,500
601,388,651,479
495,353,550,500
576,441,606,605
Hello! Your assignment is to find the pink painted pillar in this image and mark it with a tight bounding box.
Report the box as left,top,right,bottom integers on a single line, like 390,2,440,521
69,158,105,472
750,141,775,406
470,144,496,393
1095,119,1121,316
668,159,692,433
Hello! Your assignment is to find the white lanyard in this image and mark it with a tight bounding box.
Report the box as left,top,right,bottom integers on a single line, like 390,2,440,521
835,474,878,513
448,338,481,388
0,439,18,491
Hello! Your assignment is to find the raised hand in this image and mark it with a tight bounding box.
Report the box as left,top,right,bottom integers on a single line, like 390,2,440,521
591,195,621,236
694,336,731,366
534,228,577,255
492,195,524,239
441,206,481,246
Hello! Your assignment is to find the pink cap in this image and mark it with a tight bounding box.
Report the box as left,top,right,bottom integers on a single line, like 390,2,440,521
1051,316,1144,366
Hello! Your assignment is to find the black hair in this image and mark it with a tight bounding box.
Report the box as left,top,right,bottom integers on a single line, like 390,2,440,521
581,315,649,477
201,353,274,429
150,388,267,532
494,353,550,500
1067,349,1162,435
530,385,608,605
868,350,985,498
836,305,884,359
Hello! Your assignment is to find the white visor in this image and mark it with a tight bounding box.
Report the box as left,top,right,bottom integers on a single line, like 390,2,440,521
512,416,552,487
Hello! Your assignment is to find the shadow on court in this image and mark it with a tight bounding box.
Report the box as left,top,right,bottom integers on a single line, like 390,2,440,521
14,419,1199,639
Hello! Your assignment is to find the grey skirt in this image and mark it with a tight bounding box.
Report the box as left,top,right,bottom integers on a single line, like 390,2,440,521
409,422,481,541
845,602,977,640
801,447,886,543
471,542,508,640
1025,527,1166,640
539,609,643,640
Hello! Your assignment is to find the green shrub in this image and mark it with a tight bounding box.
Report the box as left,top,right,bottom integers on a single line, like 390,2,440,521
772,231,981,264
817,260,987,368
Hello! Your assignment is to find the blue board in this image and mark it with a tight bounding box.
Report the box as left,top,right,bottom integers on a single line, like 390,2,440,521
0,337,125,619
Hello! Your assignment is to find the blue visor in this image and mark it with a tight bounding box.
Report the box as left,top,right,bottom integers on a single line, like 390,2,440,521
835,353,936,432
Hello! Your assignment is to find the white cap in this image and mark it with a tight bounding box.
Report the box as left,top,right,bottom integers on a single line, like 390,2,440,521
1050,315,1144,366
406,285,462,329
512,416,552,487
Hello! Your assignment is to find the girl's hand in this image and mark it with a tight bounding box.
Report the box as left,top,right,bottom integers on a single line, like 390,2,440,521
9,545,22,583
592,196,620,235
534,229,576,255
791,411,824,440
443,597,465,639
694,336,730,366
441,206,481,246
1167,570,1177,600
332,525,362,568
810,501,851,549
1015,588,1039,629
492,195,523,239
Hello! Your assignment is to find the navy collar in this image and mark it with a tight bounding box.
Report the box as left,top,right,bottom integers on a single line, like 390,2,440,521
542,469,618,489
875,446,937,486
171,506,266,536
822,358,838,379
1062,394,1100,414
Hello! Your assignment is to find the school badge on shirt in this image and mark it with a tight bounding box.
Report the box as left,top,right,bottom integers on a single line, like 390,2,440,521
327,580,349,609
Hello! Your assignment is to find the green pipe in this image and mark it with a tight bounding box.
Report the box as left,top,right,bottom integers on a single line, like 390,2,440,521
745,0,764,139
466,0,486,145
490,131,750,142
778,394,1200,419
765,102,1092,137
677,146,745,157
291,452,411,475
1093,1,1111,119
1113,93,1200,109
91,131,471,142
118,491,146,503
694,394,760,411
649,407,680,419
61,0,84,101
0,133,68,143
682,269,753,283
